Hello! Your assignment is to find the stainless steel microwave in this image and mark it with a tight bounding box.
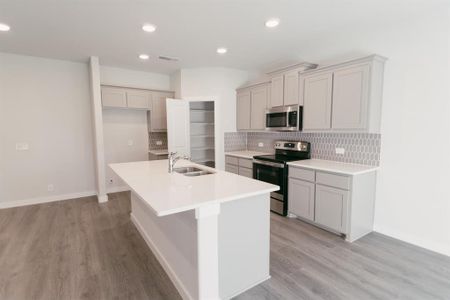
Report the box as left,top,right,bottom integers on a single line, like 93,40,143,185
265,105,302,131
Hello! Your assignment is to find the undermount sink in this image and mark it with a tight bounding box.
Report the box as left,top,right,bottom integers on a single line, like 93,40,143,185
173,166,215,177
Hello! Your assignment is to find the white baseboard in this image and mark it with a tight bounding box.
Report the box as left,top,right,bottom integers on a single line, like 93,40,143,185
106,185,130,194
226,275,271,299
130,213,194,300
0,191,97,209
374,225,450,257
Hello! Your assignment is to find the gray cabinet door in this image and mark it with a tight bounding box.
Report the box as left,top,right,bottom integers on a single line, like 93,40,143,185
315,184,348,233
236,90,251,130
225,164,239,174
332,64,370,130
250,85,268,130
151,91,173,131
270,75,284,107
101,87,127,108
238,167,253,178
303,72,333,130
127,90,151,109
288,178,315,221
283,71,299,106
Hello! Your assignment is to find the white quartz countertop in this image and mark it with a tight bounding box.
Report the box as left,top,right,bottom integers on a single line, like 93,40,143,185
225,150,271,159
148,149,169,156
109,160,279,217
287,159,379,176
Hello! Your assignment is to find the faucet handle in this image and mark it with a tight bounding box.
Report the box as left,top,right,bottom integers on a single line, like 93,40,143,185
169,151,178,158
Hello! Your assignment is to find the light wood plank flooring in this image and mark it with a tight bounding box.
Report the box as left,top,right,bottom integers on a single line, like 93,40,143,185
0,192,449,300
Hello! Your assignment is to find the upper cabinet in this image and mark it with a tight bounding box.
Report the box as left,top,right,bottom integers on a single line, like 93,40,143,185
101,87,127,108
101,85,174,132
236,90,251,130
236,83,269,131
127,90,152,109
303,72,333,130
270,75,284,107
149,91,174,132
300,55,386,133
267,63,317,108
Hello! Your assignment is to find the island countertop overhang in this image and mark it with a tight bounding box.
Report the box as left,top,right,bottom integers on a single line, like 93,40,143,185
109,160,279,217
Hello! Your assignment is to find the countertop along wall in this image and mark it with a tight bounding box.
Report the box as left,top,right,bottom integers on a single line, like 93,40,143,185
0,53,96,206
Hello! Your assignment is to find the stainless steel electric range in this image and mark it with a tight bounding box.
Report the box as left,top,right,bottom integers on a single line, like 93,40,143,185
253,141,311,216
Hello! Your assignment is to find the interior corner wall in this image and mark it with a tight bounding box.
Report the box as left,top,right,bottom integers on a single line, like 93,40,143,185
178,68,249,170
296,9,450,256
0,53,96,206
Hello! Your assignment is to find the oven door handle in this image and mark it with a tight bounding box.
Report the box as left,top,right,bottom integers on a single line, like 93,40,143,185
253,159,285,169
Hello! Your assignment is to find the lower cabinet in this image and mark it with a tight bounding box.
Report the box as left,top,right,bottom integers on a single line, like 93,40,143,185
225,164,239,174
288,178,315,221
315,184,348,233
225,155,253,178
288,165,377,242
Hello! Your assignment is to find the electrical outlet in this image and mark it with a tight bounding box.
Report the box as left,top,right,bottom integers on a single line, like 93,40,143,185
335,147,345,155
258,142,264,148
16,142,29,151
156,140,163,146
127,140,134,146
47,184,54,192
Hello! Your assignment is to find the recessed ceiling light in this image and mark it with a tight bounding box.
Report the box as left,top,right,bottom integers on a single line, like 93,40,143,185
139,54,149,60
0,23,11,32
265,18,280,28
216,47,227,54
142,24,156,33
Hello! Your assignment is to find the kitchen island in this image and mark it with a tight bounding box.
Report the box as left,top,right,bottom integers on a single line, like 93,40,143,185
110,160,278,300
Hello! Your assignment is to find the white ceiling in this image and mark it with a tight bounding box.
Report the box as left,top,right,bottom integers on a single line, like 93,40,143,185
0,0,446,74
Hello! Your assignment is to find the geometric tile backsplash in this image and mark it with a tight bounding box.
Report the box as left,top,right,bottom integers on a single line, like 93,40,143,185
225,131,381,166
149,132,168,150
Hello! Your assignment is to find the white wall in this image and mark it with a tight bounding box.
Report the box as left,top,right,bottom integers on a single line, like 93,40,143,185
177,68,249,169
100,65,171,90
0,53,96,206
297,9,450,256
103,109,149,192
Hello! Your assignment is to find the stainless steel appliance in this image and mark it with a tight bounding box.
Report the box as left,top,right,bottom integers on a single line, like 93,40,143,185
265,105,302,131
253,141,311,216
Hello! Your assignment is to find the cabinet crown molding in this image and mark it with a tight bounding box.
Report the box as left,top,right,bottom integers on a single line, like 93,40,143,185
266,62,318,76
302,54,387,75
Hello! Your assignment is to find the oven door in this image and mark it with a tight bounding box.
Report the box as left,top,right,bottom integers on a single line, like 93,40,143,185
253,160,287,216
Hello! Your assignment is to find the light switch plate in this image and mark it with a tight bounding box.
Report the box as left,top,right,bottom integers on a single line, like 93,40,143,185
258,142,264,148
156,140,163,146
127,140,134,146
16,143,29,151
335,147,345,155
47,184,54,192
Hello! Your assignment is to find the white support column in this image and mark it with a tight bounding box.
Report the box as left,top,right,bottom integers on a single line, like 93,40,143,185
195,203,221,300
88,56,108,203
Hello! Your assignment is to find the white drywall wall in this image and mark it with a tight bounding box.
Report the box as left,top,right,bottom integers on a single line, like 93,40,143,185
0,53,96,205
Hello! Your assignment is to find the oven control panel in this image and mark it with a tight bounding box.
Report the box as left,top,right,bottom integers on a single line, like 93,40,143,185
275,141,309,152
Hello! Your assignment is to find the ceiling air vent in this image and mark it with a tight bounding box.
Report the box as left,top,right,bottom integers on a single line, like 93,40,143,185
158,55,179,62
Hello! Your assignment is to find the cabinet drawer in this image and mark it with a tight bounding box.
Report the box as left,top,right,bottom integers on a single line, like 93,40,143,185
289,167,315,182
225,156,239,166
225,164,239,174
238,158,253,169
316,172,351,190
238,167,253,178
